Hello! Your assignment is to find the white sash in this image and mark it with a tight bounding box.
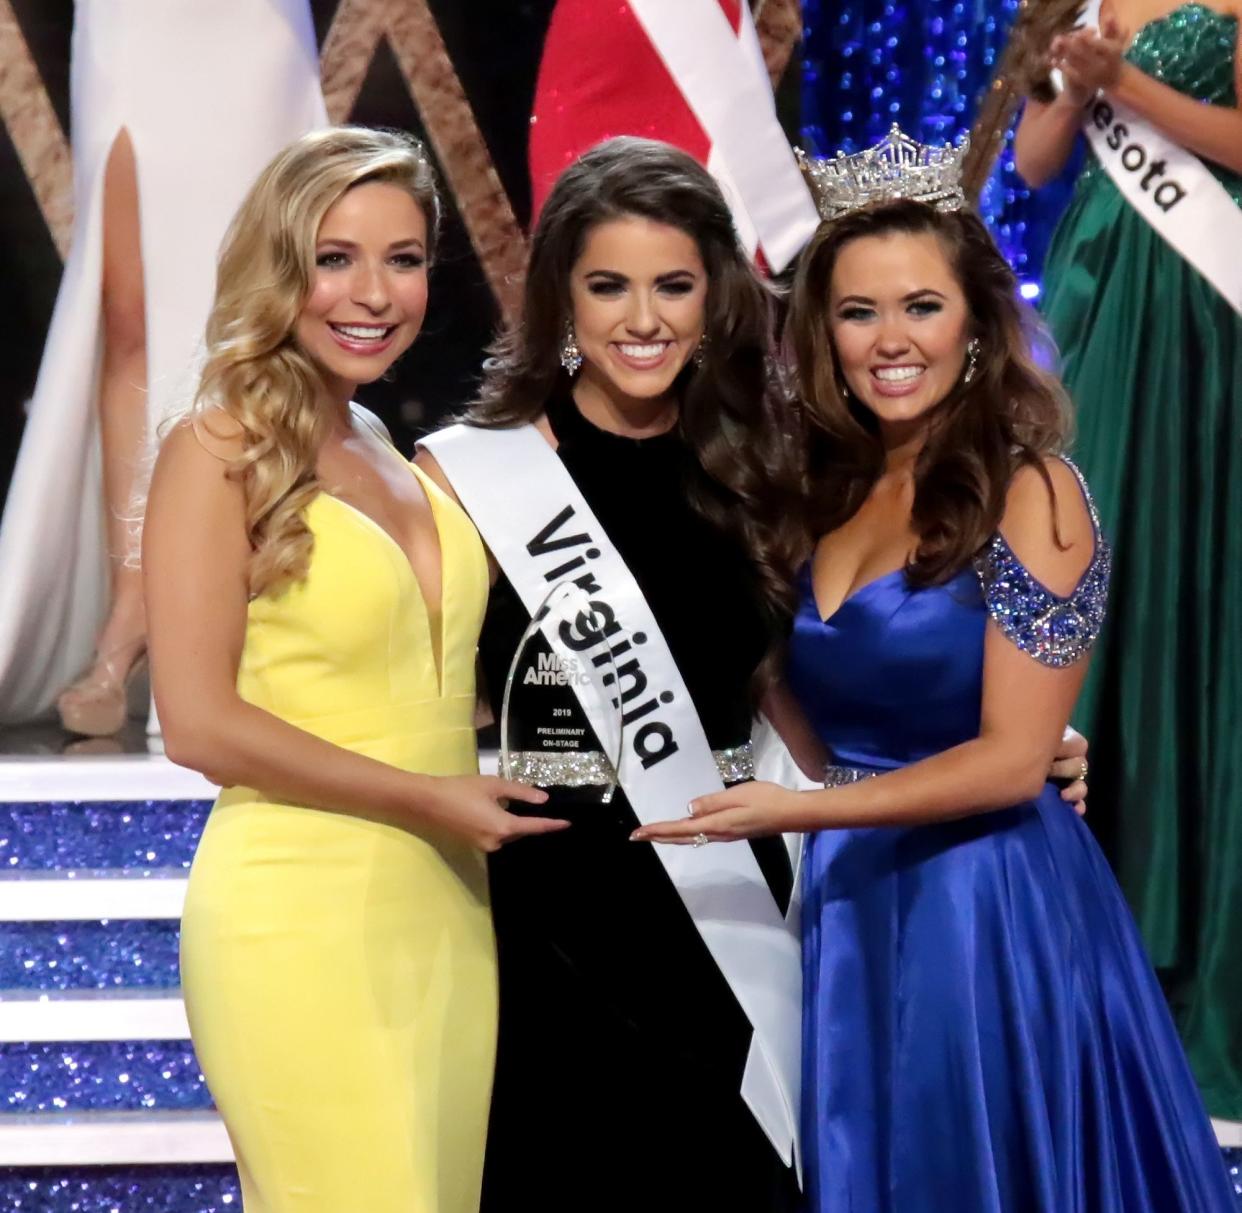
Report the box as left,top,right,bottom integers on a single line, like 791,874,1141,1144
1069,0,1242,314
422,421,802,1174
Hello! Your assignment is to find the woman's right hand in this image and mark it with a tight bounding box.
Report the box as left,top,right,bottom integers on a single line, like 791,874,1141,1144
427,775,570,852
1050,25,1125,101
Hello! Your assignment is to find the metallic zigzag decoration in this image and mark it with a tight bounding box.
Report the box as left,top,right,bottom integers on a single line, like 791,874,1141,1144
0,0,801,310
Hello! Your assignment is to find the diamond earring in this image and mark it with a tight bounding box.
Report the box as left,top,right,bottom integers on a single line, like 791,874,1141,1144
560,325,583,375
692,334,709,369
963,338,981,385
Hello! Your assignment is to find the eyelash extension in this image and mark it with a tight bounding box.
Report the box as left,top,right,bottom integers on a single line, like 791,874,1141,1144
586,280,694,296
314,252,426,269
838,300,943,320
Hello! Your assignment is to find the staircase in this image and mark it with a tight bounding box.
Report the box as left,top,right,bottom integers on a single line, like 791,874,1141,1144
0,750,1238,1211
0,754,240,1210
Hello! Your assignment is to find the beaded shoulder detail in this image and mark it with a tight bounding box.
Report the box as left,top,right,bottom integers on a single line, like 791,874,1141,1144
973,460,1111,668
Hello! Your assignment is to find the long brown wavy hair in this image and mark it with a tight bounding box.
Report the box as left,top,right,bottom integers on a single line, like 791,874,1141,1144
786,198,1071,584
194,126,440,598
466,135,803,635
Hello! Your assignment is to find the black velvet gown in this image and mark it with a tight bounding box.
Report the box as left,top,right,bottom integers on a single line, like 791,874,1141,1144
478,391,800,1212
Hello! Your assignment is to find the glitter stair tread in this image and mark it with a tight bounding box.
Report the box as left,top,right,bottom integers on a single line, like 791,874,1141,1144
0,919,181,990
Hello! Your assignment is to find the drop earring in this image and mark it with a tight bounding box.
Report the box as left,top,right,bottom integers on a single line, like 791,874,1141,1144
963,338,981,385
560,324,583,375
692,333,709,369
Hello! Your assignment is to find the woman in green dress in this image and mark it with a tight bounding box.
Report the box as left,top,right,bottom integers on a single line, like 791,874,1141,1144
1014,1,1242,1120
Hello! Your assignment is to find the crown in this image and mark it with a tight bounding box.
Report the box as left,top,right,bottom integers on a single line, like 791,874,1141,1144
796,125,969,221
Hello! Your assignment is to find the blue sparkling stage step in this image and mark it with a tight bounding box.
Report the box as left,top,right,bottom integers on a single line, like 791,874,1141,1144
2,1040,208,1113
0,798,210,871
0,1161,240,1212
0,920,181,990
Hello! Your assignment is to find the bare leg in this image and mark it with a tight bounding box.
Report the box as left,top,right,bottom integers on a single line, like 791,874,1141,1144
58,129,148,735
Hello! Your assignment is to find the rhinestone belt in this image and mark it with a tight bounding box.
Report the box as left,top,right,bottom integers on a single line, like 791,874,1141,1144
823,763,877,788
504,741,755,788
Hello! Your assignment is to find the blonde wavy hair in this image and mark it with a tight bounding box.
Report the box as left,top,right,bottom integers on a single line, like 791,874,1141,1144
194,125,439,598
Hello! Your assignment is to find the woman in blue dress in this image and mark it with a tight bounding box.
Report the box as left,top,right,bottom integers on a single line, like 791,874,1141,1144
634,142,1235,1211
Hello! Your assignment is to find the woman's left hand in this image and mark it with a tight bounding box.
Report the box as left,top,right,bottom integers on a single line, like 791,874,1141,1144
1050,24,1125,95
631,780,805,844
1051,724,1090,815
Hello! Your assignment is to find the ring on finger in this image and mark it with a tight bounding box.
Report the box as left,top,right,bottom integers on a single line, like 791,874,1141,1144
1079,758,1089,781
693,832,709,848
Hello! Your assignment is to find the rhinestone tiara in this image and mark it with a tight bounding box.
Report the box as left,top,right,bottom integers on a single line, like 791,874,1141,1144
796,124,969,221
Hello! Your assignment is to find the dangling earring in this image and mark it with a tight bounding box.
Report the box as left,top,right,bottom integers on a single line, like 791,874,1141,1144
963,338,981,385
560,324,583,375
692,333,709,369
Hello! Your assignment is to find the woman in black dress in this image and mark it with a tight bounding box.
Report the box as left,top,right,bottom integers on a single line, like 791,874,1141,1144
419,136,801,1213
417,136,1088,1211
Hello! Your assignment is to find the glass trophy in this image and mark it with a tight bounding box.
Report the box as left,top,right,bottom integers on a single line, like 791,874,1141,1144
500,581,625,809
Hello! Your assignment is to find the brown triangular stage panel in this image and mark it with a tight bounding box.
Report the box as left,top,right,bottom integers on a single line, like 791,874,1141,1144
321,0,527,321
0,0,72,257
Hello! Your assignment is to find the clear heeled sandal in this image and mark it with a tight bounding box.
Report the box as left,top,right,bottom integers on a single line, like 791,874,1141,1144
56,642,148,737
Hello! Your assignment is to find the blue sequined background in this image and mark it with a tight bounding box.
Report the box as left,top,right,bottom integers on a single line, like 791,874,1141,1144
800,0,1080,288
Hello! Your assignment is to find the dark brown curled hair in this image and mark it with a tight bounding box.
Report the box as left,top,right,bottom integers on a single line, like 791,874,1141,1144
785,198,1071,585
466,135,804,644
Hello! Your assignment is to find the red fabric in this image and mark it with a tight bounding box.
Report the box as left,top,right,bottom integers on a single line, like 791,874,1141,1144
528,0,744,222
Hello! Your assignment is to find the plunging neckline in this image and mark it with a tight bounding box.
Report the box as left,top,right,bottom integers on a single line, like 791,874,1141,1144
317,458,449,695
807,563,908,625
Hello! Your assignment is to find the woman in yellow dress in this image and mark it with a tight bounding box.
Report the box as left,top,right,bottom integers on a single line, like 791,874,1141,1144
142,127,566,1213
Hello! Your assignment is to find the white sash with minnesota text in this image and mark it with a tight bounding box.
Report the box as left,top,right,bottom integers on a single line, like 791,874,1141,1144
1069,0,1242,314
422,421,802,1174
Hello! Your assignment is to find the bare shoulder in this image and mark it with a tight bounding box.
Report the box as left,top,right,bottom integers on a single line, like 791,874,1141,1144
180,407,246,461
997,458,1097,596
150,413,245,507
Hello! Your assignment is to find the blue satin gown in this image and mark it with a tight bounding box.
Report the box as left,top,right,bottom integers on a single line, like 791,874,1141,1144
788,463,1235,1212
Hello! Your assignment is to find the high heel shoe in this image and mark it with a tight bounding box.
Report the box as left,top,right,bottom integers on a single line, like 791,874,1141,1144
57,643,148,737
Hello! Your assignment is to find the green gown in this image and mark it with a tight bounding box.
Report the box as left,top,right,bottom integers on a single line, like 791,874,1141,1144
1041,2,1242,1120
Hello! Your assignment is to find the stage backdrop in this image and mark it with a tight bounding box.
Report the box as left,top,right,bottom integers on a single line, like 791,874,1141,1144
0,0,1077,516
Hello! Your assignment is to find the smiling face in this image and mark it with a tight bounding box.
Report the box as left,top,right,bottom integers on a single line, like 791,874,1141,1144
568,214,707,414
828,229,972,438
295,180,429,400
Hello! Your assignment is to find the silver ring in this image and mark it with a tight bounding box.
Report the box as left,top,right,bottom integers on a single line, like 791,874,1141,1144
693,832,709,848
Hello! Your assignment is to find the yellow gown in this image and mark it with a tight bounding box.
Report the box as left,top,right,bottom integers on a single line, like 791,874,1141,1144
179,461,495,1213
